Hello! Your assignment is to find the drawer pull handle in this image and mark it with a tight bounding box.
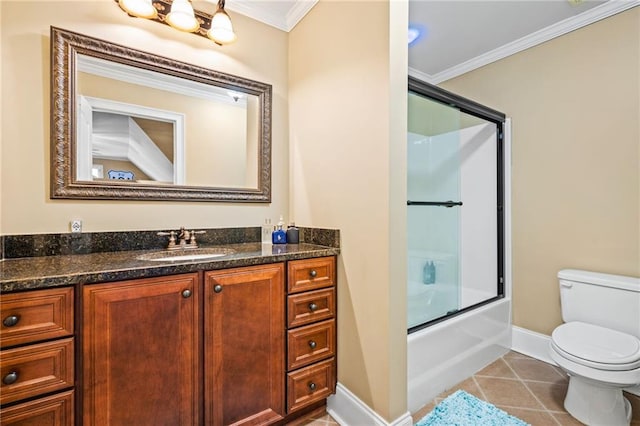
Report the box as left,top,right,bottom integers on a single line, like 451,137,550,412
182,289,192,298
309,270,317,278
308,382,317,391
308,340,317,349
308,302,318,312
3,371,18,385
213,284,223,293
3,315,19,327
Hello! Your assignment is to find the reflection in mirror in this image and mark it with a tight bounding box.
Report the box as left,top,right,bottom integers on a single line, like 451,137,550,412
51,26,271,202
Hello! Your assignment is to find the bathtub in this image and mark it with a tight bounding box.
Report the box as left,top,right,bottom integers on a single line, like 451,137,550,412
407,296,511,413
407,280,459,328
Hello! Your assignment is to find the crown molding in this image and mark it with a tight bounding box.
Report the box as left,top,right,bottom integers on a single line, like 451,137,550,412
413,0,639,85
225,0,318,32
408,68,435,85
286,0,319,31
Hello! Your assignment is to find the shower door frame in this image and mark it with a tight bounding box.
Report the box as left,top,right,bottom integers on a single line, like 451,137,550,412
408,77,506,334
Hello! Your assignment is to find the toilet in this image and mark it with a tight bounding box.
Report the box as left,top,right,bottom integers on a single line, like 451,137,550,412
549,269,640,426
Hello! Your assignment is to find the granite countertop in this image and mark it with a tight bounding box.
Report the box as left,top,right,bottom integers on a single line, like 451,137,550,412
0,242,340,293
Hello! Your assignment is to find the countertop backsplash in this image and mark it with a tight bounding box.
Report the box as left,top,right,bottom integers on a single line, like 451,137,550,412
1,226,340,260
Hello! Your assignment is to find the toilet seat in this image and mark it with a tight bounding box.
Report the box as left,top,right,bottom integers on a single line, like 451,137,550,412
551,321,640,371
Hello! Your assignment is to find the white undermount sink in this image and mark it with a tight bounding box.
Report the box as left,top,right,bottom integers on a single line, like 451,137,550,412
137,248,235,262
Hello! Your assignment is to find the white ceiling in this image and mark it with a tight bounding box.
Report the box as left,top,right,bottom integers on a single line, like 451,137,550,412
219,0,638,84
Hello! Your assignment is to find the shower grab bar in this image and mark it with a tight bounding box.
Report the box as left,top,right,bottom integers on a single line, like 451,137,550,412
407,200,463,208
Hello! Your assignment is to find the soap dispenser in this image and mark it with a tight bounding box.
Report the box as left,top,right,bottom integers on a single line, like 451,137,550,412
286,222,299,244
272,215,287,244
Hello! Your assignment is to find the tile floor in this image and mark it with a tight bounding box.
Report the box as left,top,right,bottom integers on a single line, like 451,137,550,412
296,350,640,425
412,350,640,426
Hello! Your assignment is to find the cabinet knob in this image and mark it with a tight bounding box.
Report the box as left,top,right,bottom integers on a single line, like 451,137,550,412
308,302,318,312
2,315,19,327
308,382,316,391
3,371,18,385
308,340,317,349
182,289,192,298
309,270,317,278
213,284,223,293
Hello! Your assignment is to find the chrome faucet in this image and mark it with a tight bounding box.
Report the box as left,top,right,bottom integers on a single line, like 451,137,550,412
158,227,206,250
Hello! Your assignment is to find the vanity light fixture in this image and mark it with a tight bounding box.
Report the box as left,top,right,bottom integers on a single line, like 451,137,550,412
115,0,237,45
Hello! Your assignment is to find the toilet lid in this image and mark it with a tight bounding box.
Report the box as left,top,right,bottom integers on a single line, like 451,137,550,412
552,322,640,369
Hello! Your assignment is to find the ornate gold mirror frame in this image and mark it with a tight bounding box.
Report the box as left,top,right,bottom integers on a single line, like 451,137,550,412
50,26,272,202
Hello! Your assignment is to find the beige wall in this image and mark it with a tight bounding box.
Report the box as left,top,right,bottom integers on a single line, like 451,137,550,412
0,0,288,234
442,8,640,335
289,0,408,421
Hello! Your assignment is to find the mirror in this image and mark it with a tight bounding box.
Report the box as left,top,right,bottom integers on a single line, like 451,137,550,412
51,27,272,202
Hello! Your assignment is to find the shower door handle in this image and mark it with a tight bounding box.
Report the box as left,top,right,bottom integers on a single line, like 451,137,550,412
407,200,463,208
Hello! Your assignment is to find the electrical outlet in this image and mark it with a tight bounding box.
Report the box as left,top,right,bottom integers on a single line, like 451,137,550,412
70,220,82,233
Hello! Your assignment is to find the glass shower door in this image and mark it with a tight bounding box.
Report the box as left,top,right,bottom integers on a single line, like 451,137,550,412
407,88,503,331
407,95,462,329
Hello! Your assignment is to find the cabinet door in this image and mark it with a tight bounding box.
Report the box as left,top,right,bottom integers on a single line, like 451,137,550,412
205,264,285,425
0,390,74,426
83,274,200,426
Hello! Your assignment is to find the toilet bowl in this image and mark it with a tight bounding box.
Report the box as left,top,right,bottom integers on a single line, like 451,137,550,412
549,269,640,426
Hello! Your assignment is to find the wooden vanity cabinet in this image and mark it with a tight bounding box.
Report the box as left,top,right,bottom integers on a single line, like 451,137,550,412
0,287,75,426
82,274,200,426
204,263,285,425
29,255,335,425
285,257,337,414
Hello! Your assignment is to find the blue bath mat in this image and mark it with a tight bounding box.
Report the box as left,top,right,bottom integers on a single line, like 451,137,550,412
415,390,530,426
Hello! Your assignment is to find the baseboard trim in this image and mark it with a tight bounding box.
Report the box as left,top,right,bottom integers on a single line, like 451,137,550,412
511,325,555,364
511,325,640,397
327,383,413,426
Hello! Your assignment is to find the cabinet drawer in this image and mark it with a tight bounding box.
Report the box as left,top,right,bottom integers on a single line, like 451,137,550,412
288,257,335,294
0,389,74,426
287,288,336,328
287,358,335,413
287,319,335,371
1,287,74,348
0,338,74,405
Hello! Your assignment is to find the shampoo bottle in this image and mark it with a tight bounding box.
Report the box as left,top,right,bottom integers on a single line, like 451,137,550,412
423,261,436,285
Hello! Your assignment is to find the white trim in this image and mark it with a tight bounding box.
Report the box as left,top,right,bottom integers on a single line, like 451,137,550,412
411,0,640,84
511,325,640,397
225,0,317,32
77,55,246,107
327,383,413,426
512,325,556,365
407,68,435,85
285,0,319,31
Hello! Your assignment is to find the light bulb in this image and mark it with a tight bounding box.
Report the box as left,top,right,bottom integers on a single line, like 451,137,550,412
166,0,200,32
119,0,157,19
207,8,236,45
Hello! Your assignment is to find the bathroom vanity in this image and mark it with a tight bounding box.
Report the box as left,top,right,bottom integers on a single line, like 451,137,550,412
0,232,339,426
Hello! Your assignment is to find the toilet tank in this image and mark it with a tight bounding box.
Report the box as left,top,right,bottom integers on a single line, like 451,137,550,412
558,269,640,338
